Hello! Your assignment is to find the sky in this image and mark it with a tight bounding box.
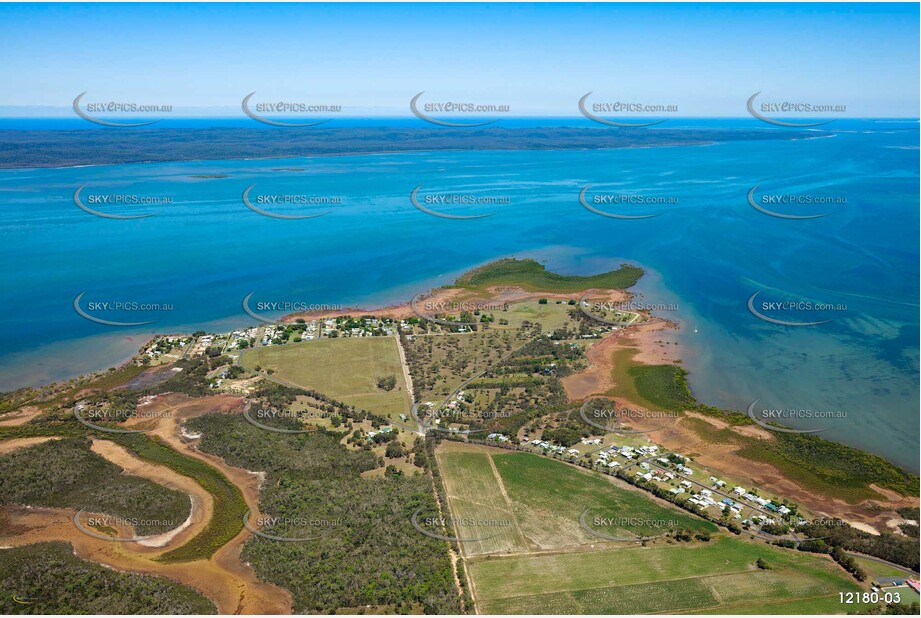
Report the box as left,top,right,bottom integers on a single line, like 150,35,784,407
0,2,918,117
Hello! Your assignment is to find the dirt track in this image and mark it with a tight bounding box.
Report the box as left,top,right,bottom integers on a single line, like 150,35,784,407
0,436,60,455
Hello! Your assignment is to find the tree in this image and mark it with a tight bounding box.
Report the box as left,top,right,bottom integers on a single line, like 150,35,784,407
386,441,405,458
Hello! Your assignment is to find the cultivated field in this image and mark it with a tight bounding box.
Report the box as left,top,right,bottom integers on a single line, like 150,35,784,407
492,451,713,548
469,536,868,614
437,444,712,553
240,336,412,419
436,445,529,556
437,444,870,614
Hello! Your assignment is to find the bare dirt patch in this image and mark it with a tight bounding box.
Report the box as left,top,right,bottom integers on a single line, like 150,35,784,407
0,406,43,427
560,320,676,402
0,436,60,455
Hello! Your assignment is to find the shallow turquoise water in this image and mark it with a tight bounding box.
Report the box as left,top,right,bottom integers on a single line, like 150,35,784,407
0,120,917,469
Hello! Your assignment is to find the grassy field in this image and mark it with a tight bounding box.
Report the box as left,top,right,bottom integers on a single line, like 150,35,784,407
437,444,712,554
498,300,575,331
240,336,412,419
453,258,643,293
494,451,713,547
470,536,868,614
436,447,528,556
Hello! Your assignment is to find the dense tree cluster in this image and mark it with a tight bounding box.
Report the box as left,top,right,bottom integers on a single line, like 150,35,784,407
0,542,216,614
186,414,461,614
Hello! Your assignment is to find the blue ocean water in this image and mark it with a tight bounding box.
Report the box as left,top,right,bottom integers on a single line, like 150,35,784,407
0,120,917,469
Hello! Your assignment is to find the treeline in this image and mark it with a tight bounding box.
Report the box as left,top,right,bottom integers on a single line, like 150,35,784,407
793,519,920,572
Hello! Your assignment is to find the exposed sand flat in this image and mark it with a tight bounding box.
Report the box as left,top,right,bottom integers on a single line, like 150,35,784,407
0,406,44,427
845,520,881,535
560,319,673,402
129,393,290,614
89,438,212,550
0,436,60,455
627,320,682,365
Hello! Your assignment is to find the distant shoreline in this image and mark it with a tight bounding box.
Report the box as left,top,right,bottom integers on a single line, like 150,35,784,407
0,125,817,169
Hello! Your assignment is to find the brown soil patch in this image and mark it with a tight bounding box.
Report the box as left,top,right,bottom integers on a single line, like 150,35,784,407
0,406,43,427
0,436,60,455
560,333,622,400
683,410,774,441
0,505,285,614
560,319,675,402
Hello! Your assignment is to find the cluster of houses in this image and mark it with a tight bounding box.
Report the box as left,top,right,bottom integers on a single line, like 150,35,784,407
143,335,192,360
596,444,659,467
729,485,792,515
333,317,395,338
227,327,259,350
486,433,510,442
528,438,569,455
260,325,279,346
